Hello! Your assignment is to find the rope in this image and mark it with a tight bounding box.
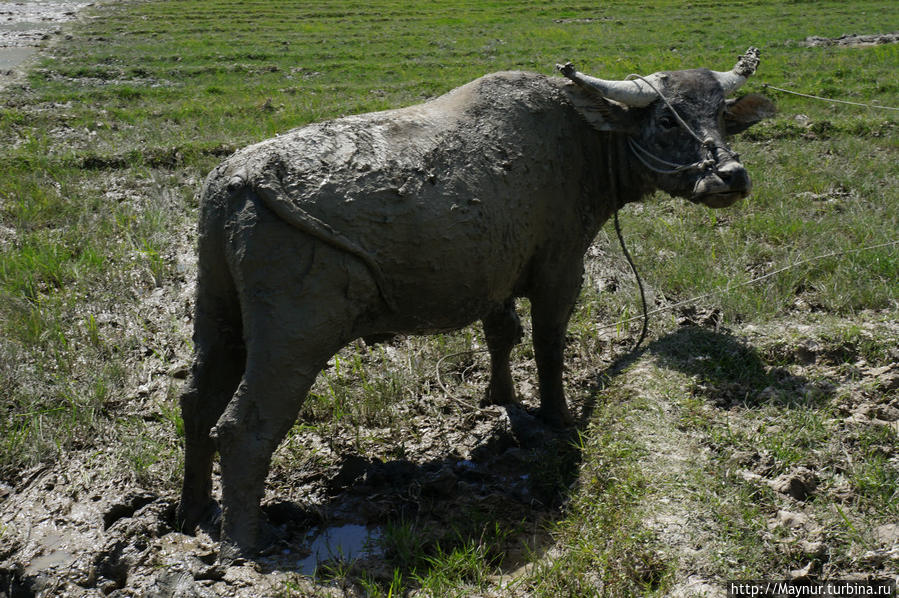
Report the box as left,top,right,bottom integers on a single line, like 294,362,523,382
627,74,707,143
596,238,899,333
614,210,649,351
627,137,711,175
435,349,485,410
763,84,899,112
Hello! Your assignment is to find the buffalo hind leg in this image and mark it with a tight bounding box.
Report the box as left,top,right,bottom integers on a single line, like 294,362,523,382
481,299,523,406
213,360,320,559
176,301,244,532
211,300,340,559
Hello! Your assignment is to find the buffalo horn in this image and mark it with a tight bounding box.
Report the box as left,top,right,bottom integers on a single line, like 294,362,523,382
711,46,761,95
558,62,660,107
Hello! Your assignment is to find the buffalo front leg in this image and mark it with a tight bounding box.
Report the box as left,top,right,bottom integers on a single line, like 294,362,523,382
529,266,583,427
481,299,523,406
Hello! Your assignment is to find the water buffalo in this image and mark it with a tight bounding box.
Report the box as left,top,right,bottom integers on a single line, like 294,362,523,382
176,48,774,556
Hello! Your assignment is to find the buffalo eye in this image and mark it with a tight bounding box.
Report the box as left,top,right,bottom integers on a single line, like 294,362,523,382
659,114,677,129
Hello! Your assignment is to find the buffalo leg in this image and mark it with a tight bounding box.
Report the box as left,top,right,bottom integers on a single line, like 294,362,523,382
210,282,346,558
481,299,523,406
212,348,321,559
177,289,244,532
529,266,583,427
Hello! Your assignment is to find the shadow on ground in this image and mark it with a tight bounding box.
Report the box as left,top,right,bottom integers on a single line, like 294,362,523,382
3,325,834,596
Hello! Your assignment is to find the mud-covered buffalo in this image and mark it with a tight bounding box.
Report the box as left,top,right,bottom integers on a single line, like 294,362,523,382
177,49,775,557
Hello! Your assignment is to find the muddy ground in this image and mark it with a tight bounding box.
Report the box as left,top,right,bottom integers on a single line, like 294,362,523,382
0,12,897,597
0,0,91,88
796,32,899,47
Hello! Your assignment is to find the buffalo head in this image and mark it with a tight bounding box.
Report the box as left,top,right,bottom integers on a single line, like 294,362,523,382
559,47,775,208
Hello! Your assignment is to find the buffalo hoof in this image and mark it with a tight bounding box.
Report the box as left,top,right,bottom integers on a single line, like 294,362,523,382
217,540,250,567
175,498,220,534
537,405,575,428
218,517,286,564
481,385,520,408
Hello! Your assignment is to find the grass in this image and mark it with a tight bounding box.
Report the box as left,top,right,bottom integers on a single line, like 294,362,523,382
0,0,897,594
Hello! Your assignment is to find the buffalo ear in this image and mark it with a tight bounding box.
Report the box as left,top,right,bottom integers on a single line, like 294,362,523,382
725,93,776,135
563,84,637,133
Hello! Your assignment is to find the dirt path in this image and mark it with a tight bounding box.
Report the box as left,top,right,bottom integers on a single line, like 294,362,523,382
621,360,729,597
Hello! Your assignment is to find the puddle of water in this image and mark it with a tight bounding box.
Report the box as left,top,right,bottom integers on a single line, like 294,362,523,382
0,21,49,34
25,549,76,575
297,524,382,575
23,530,77,575
0,46,34,69
0,0,89,76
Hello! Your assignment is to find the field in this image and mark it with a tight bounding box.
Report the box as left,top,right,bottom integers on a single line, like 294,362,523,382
0,0,897,595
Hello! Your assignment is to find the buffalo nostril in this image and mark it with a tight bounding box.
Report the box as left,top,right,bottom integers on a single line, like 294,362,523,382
716,161,750,190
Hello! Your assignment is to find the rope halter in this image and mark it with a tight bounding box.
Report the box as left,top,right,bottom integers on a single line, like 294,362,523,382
623,73,739,177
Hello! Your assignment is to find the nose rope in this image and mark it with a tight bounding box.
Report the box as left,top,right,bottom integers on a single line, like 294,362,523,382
624,73,738,174
627,137,714,175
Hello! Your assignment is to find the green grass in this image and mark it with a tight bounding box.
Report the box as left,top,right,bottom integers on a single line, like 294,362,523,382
1,0,897,594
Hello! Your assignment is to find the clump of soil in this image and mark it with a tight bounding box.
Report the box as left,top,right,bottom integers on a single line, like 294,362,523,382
798,32,899,47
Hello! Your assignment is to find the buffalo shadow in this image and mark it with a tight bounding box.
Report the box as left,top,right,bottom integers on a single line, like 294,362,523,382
180,324,830,587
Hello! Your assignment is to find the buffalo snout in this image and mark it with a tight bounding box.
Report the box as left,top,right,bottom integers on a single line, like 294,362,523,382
692,160,751,208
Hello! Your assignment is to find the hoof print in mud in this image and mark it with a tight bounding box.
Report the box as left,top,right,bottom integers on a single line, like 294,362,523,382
102,491,159,530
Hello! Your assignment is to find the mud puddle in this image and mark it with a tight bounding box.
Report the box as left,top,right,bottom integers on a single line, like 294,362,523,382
0,398,570,596
298,524,383,575
0,0,90,86
0,45,34,70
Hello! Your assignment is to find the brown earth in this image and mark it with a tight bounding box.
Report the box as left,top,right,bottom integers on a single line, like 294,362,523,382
2,217,897,595
797,32,899,47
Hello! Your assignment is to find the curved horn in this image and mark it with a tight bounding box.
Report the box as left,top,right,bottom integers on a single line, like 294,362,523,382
711,46,760,95
557,62,659,107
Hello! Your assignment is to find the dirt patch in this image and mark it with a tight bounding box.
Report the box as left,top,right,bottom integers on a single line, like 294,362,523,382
798,32,899,47
0,0,92,88
0,406,571,596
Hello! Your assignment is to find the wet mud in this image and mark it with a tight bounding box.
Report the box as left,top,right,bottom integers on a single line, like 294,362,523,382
0,0,90,87
0,401,575,596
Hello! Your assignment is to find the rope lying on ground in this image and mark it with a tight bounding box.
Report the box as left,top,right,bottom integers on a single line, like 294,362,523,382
762,84,899,111
597,238,899,334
